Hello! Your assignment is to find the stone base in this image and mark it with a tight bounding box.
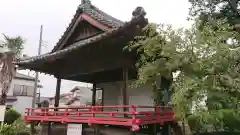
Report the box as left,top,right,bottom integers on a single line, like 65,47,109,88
40,123,146,135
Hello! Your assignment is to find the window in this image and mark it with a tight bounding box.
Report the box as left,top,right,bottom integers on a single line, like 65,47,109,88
13,84,34,96
27,86,34,96
74,90,81,97
13,84,21,96
21,85,27,96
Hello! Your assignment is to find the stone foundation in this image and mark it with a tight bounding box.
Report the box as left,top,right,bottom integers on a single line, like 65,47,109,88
40,124,146,135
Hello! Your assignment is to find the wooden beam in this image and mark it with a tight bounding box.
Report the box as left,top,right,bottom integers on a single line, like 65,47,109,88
54,78,61,108
80,13,110,31
63,68,124,83
52,9,113,52
58,55,133,78
53,13,82,52
64,67,137,87
92,83,97,106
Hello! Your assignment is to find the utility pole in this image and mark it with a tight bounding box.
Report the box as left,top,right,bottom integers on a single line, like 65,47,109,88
32,25,43,108
30,25,43,135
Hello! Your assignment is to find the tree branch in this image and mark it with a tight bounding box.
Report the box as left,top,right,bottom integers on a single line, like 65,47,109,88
227,0,240,16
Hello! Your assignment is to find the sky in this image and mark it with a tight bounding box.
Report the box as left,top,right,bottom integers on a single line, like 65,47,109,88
0,0,190,97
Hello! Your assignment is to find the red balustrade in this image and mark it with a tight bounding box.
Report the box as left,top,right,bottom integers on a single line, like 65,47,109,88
24,105,174,131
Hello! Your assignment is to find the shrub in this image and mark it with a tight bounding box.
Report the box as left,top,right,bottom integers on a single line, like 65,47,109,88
0,124,15,135
197,132,240,135
0,118,30,135
188,109,240,134
220,109,240,131
12,118,30,133
4,108,21,124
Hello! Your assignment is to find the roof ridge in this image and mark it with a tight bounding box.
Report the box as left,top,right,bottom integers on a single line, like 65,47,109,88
81,0,91,5
78,0,91,9
78,2,124,27
91,5,123,24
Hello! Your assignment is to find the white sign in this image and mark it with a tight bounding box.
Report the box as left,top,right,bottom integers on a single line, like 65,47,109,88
67,124,82,135
0,105,6,122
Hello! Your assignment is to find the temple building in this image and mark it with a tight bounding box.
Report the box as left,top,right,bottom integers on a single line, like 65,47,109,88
16,1,174,135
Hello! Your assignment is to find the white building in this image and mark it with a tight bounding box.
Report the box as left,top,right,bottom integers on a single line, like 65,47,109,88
49,86,102,108
6,72,41,115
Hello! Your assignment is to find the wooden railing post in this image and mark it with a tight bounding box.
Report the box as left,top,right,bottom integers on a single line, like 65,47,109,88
24,108,30,122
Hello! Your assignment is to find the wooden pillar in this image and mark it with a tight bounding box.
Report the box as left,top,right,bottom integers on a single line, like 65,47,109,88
92,83,100,135
30,123,35,135
94,125,100,135
122,68,128,114
148,124,157,135
47,122,51,135
92,83,97,106
101,88,104,105
54,78,61,108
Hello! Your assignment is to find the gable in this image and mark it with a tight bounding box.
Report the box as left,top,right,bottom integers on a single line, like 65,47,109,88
51,1,124,52
63,20,103,49
52,12,111,51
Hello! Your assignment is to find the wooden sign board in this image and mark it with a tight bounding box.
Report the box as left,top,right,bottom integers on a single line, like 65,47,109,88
67,124,82,135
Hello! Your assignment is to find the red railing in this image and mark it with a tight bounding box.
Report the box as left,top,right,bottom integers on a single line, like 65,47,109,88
24,105,174,131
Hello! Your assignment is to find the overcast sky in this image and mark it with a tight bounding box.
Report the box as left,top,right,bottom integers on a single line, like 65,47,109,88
0,0,190,97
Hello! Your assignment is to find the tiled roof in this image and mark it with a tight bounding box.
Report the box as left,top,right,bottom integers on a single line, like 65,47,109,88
70,86,91,92
15,7,147,66
51,0,124,52
49,93,72,100
14,72,35,81
6,96,17,102
65,97,80,105
79,2,124,28
36,97,50,104
14,72,41,84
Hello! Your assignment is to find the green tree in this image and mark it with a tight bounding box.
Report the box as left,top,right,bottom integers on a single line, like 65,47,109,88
127,18,240,133
0,35,25,105
189,0,240,26
1,34,25,57
188,1,240,132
